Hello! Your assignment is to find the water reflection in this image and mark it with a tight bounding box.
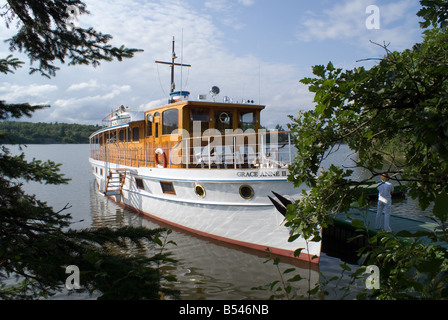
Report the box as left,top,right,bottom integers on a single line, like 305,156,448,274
89,181,320,300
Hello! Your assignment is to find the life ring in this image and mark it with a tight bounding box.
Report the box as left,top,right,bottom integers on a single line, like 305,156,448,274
219,112,230,124
155,148,167,168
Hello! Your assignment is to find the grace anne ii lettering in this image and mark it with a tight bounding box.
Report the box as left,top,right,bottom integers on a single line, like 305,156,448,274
237,171,286,178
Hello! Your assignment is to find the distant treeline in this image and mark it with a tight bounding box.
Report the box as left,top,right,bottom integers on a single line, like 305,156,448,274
0,121,100,144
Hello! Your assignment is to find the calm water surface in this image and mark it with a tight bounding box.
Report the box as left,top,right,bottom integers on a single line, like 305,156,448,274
7,144,432,300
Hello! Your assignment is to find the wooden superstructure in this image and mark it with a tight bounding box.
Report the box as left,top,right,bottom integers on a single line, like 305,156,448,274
90,99,269,170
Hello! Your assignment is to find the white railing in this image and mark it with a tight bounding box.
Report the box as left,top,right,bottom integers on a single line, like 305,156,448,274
179,131,293,169
90,130,294,170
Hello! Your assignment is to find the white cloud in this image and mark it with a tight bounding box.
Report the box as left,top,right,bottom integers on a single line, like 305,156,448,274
0,82,58,103
204,0,256,11
55,84,131,108
67,79,99,91
204,0,231,11
238,0,256,6
296,0,421,52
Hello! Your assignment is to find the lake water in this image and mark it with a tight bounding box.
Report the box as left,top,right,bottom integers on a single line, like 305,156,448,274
5,144,433,300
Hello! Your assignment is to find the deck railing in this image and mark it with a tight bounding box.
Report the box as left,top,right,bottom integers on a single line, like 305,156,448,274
90,130,294,170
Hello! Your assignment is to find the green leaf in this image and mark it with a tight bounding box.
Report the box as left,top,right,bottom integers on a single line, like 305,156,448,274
351,219,366,229
294,248,304,257
340,264,352,272
283,268,296,274
433,192,448,223
288,274,303,282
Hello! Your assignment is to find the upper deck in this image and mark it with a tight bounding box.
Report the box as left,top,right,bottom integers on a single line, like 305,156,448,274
89,97,293,170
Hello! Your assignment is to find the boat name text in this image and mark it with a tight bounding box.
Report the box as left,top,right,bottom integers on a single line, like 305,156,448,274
237,171,287,178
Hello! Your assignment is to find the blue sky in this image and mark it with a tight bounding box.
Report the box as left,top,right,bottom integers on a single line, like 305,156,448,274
0,0,424,128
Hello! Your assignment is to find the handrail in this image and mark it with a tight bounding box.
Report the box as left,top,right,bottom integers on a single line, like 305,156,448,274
90,130,294,170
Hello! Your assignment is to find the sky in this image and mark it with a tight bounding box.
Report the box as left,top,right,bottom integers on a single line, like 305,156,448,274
0,0,424,128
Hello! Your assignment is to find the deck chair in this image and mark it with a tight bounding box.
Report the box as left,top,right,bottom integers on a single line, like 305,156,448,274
215,146,240,169
239,146,257,168
194,145,220,168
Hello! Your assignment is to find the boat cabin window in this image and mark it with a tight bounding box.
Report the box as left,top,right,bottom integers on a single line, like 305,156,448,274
239,111,255,131
215,110,233,133
135,178,145,190
118,129,125,142
132,127,140,141
162,109,179,135
154,112,160,138
190,108,209,133
107,131,117,143
146,114,153,137
160,181,176,195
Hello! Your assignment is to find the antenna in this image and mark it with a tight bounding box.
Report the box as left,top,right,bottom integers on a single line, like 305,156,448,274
180,29,184,93
155,37,191,94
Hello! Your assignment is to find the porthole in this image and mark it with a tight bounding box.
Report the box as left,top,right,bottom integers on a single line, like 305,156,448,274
194,184,206,198
239,185,254,200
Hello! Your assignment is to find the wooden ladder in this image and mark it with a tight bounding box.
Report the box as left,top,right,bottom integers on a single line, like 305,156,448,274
104,169,127,196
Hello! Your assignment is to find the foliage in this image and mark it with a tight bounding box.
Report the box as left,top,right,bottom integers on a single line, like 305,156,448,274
1,0,142,78
418,0,448,30
0,121,100,144
251,253,311,300
286,0,448,299
1,1,179,300
356,231,448,299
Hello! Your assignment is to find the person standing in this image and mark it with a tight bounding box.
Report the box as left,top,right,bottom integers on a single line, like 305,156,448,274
376,173,394,231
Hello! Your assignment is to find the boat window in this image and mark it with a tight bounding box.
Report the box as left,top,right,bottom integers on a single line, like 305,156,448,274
126,127,131,142
160,181,176,195
162,109,179,135
190,108,209,133
214,110,233,133
146,114,153,137
154,112,160,138
118,129,125,142
135,178,145,190
239,111,255,131
132,127,140,141
108,131,117,143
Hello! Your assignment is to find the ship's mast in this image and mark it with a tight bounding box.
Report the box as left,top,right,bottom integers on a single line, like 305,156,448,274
155,37,191,93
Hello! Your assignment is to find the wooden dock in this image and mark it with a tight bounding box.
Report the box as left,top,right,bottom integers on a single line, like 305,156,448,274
322,207,442,262
268,189,444,263
334,207,439,234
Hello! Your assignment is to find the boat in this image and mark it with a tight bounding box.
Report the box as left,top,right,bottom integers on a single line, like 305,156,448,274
88,38,321,264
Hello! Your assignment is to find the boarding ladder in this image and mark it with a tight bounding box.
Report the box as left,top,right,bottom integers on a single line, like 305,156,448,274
103,141,128,196
104,169,127,196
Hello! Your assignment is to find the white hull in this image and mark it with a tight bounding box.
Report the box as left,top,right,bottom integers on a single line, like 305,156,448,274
89,158,321,264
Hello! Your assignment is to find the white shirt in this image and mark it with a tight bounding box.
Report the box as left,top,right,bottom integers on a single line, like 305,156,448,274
377,181,394,204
